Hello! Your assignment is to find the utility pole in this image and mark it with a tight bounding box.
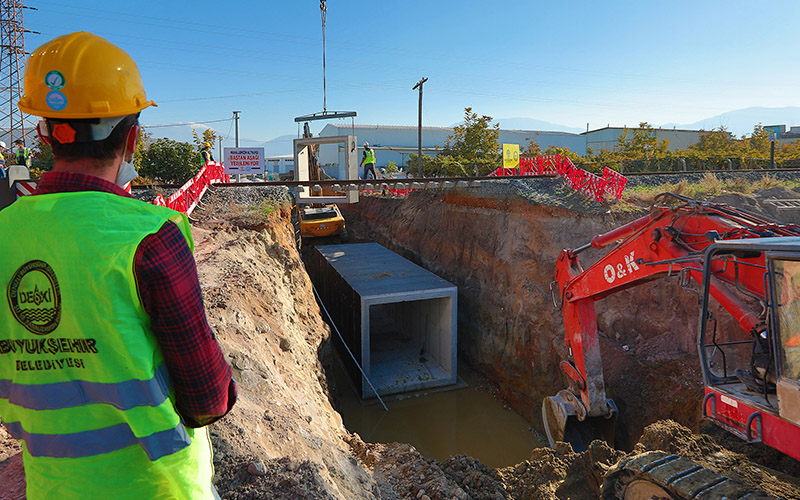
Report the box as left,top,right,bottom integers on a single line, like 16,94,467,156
0,1,38,146
769,132,776,169
233,110,241,147
412,77,427,178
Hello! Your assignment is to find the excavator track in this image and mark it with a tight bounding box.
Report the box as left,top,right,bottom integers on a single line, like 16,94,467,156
602,451,779,500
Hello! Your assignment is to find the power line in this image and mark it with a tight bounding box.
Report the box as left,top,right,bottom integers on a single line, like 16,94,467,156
28,2,781,91
144,118,233,128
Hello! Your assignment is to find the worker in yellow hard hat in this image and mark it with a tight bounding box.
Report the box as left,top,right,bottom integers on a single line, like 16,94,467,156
200,141,215,163
0,140,6,178
1,32,235,499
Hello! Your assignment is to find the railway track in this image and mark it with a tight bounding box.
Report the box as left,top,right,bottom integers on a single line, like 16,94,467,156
132,166,800,191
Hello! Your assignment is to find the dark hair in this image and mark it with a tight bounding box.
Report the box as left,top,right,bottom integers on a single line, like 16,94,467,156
48,114,138,161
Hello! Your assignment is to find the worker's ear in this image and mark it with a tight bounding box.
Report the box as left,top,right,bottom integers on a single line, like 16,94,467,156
36,120,51,146
123,123,140,162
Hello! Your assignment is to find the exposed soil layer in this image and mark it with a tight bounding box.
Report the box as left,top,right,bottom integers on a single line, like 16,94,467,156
340,183,707,448
340,179,800,452
2,181,800,499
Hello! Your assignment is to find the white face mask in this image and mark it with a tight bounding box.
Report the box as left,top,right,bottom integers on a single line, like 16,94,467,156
115,136,139,187
115,159,138,187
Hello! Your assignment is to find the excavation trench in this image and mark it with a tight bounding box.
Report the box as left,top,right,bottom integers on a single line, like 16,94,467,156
335,182,707,452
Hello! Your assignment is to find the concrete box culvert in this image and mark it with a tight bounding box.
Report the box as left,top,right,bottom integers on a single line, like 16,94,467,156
308,243,458,399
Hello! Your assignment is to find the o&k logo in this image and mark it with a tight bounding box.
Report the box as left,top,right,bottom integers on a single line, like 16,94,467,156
7,260,62,335
603,251,640,284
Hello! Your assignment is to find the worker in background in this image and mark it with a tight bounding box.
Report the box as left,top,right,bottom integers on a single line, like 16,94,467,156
1,32,236,499
360,141,377,180
0,141,6,178
201,141,215,163
13,138,31,167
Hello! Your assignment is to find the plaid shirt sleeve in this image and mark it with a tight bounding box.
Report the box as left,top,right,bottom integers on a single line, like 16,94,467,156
135,222,237,428
34,171,236,427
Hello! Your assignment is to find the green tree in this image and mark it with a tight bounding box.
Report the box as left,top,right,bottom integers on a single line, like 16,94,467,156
745,124,770,156
543,145,582,163
133,127,152,173
690,127,736,156
440,107,500,175
778,140,800,160
192,128,219,149
30,137,53,174
138,138,199,184
522,137,542,157
616,122,670,159
406,153,438,176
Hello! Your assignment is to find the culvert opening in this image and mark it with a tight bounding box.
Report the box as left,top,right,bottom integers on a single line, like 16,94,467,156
305,240,542,467
367,298,455,397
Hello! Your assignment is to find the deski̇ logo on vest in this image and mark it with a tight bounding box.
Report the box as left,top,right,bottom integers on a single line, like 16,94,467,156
8,260,62,335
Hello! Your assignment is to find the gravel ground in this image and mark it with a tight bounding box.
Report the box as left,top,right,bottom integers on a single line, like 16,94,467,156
132,184,292,206
203,185,293,206
132,170,799,211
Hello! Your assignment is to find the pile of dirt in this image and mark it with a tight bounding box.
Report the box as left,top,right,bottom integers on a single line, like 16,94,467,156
499,440,625,500
0,426,24,499
633,420,800,499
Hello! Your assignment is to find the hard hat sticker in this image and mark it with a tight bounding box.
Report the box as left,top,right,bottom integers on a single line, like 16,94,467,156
8,260,62,335
46,91,67,111
44,70,65,90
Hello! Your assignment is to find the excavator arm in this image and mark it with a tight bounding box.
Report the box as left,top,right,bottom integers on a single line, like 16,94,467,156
544,193,800,452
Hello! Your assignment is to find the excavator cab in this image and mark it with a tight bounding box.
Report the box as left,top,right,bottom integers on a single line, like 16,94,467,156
698,240,800,456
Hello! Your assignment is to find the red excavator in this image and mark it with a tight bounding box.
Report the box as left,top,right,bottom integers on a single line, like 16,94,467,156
544,193,800,499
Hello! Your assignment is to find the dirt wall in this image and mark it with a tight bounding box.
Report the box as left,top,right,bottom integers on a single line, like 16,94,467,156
340,187,706,447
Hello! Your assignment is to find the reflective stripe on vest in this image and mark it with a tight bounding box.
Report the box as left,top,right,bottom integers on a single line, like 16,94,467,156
16,147,29,165
4,419,190,460
0,364,171,411
0,192,213,499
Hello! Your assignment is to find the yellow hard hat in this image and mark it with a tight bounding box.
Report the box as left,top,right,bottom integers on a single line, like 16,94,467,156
18,31,156,119
204,142,212,148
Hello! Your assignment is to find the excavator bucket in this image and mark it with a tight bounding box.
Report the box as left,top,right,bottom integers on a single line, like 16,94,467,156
542,393,617,452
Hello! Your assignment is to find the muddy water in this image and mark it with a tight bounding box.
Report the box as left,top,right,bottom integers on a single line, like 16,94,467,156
330,357,544,468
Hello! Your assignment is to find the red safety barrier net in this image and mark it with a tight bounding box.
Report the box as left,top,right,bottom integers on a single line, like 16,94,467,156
153,161,229,215
15,162,229,214
487,155,627,202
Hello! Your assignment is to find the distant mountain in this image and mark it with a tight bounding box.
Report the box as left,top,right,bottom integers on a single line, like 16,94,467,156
258,134,296,157
449,117,584,134
661,107,800,137
142,123,295,156
493,117,584,134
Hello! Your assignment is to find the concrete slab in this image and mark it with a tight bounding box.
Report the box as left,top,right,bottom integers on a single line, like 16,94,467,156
309,243,458,398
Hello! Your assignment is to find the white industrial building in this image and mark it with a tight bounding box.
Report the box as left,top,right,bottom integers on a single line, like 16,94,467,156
277,122,712,179
583,126,703,153
315,123,586,178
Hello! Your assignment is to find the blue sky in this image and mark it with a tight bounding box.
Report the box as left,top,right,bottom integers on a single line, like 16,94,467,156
25,0,800,148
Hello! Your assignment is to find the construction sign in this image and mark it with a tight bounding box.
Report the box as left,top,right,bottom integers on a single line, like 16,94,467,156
503,144,520,170
224,147,264,175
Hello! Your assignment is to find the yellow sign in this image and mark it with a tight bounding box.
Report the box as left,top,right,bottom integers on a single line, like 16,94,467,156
503,144,520,170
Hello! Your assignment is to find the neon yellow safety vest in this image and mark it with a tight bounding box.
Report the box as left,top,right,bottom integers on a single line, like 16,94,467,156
0,192,215,499
15,147,30,166
364,148,376,165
